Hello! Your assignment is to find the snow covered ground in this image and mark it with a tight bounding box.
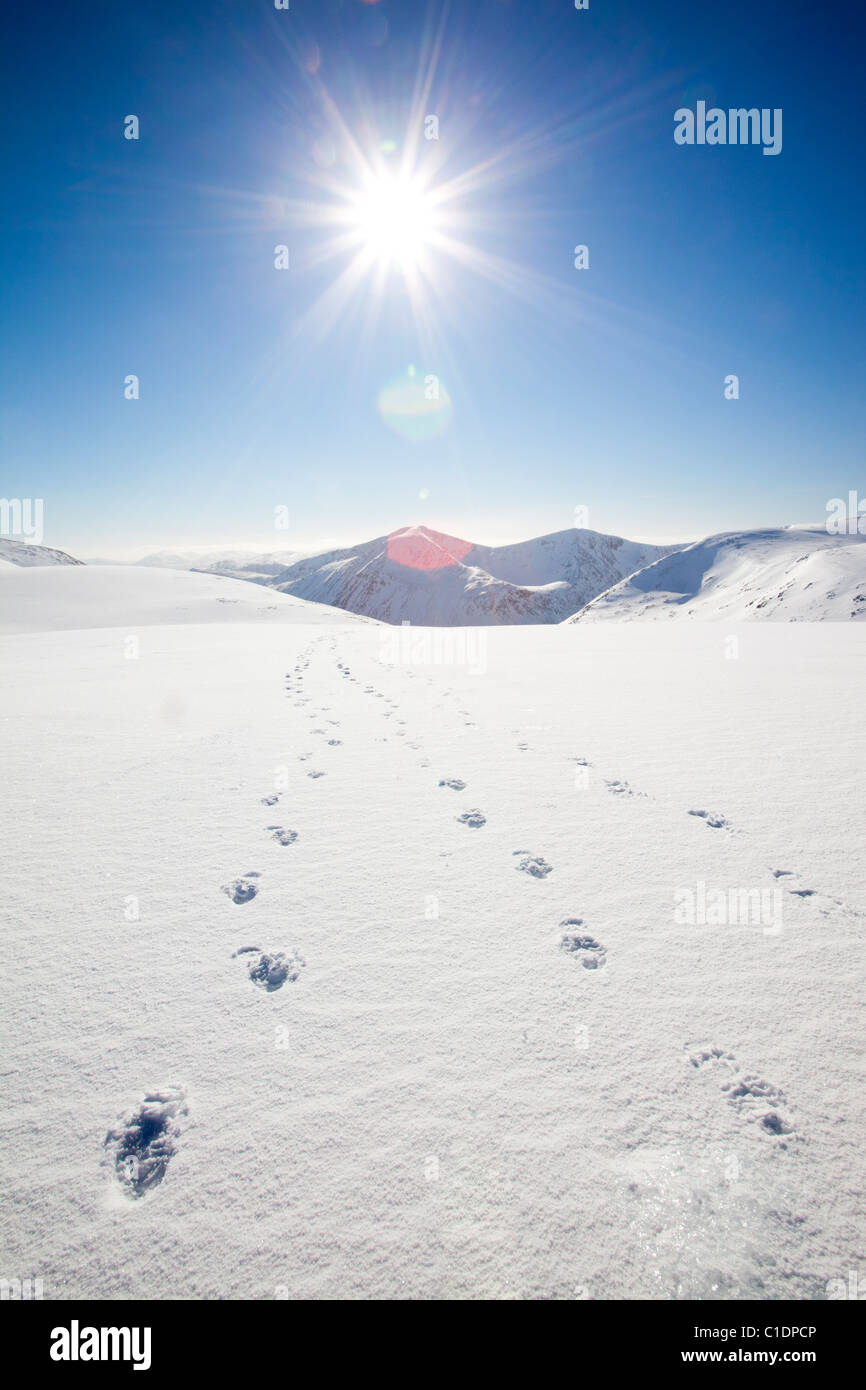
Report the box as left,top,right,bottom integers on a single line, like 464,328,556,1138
0,563,371,636
1,566,864,1300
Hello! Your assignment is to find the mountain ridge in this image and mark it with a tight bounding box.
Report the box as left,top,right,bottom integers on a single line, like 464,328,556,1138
566,526,866,622
268,523,679,626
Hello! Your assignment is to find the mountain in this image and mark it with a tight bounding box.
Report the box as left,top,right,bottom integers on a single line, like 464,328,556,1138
268,524,678,625
0,538,83,568
133,549,308,583
566,526,866,622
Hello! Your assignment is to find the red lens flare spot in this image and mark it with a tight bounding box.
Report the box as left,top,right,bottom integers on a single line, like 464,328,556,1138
386,526,473,572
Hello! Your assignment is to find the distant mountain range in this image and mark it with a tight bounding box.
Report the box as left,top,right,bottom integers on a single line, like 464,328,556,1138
267,524,678,625
134,549,308,582
7,523,866,624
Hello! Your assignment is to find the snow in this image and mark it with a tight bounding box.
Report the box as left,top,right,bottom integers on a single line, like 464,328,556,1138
271,524,677,625
0,563,375,636
132,548,309,576
1,570,864,1299
569,526,866,622
0,538,82,568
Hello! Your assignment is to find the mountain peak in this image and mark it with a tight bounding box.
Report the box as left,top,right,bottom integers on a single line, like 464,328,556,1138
386,526,473,571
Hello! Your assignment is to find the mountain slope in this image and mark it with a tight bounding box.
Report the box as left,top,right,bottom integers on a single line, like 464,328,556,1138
0,538,83,568
0,563,379,635
269,524,677,625
567,527,866,622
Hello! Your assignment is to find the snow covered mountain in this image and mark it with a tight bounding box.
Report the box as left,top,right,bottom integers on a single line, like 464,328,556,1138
269,524,677,625
0,538,83,568
567,526,866,623
133,549,308,582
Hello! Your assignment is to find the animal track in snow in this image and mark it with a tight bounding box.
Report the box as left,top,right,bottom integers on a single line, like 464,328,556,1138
722,1074,793,1132
439,777,466,791
223,874,261,904
688,1044,735,1068
456,809,486,828
688,809,734,831
232,945,305,991
306,770,326,779
326,739,342,746
605,779,646,798
105,1087,187,1198
687,1045,794,1137
261,795,279,807
559,920,607,969
267,826,298,846
513,851,553,878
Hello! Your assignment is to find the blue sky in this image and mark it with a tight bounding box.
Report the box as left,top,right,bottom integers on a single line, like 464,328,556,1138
2,0,863,556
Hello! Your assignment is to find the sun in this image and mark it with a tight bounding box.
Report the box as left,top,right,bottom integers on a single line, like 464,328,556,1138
350,173,437,269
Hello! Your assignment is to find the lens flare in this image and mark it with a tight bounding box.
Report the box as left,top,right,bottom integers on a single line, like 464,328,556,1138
377,368,452,441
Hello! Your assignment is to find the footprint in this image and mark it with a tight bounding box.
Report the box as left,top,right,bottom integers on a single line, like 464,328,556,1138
721,1073,794,1135
768,869,863,919
687,1045,793,1137
605,779,646,798
559,920,607,969
223,874,260,904
306,770,326,779
105,1087,187,1198
688,809,733,831
261,794,279,807
513,851,553,878
456,809,486,828
232,946,305,992
326,739,342,747
439,777,466,791
688,1044,735,1069
267,827,298,846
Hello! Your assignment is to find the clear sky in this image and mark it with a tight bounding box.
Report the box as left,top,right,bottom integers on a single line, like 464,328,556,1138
2,0,863,557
